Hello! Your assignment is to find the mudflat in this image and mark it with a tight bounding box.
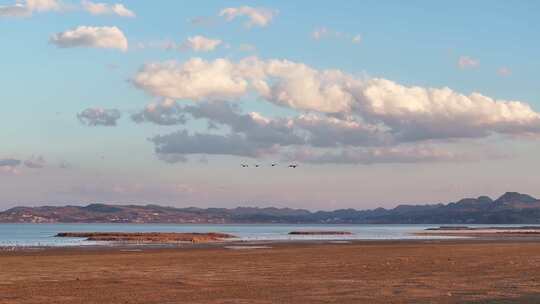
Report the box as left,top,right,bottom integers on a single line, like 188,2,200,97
55,232,236,243
1,240,540,304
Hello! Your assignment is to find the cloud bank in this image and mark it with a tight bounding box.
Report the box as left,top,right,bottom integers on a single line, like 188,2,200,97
132,57,540,140
130,56,540,164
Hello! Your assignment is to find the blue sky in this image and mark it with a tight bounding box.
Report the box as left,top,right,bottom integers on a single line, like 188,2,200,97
1,0,539,210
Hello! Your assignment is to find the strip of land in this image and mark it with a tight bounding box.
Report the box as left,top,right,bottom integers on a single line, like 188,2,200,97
288,230,352,235
417,226,540,238
55,232,236,243
1,240,540,303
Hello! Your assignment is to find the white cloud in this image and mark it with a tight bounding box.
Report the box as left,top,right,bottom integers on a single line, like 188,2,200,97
360,78,540,140
0,0,60,17
82,1,107,14
77,108,121,126
183,35,222,52
458,56,479,69
111,3,134,17
132,56,540,165
132,58,249,101
132,57,354,113
132,57,540,143
219,6,277,27
250,58,355,113
81,1,135,17
50,26,128,51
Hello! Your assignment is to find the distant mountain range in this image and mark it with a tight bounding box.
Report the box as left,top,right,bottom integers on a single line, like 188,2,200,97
2,192,540,224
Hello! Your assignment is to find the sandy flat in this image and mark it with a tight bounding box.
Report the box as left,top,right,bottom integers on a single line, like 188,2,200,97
1,240,540,303
417,228,540,238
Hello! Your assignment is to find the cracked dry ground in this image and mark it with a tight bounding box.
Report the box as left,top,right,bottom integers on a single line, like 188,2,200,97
1,240,540,303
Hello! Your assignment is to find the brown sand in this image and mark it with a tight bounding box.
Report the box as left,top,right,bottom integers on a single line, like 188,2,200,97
1,240,540,303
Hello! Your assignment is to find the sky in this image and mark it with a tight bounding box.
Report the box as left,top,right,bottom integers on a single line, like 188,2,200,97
1,0,540,210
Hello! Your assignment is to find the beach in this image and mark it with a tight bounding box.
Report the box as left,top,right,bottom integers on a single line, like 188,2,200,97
1,239,540,303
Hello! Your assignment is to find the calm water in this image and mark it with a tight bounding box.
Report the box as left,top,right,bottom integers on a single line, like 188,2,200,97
0,223,537,247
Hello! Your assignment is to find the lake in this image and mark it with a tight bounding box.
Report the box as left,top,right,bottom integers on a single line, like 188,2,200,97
0,223,537,247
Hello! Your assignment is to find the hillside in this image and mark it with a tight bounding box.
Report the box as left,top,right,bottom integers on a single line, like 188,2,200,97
1,192,540,224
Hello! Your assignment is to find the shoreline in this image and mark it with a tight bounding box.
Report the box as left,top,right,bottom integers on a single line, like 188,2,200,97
3,225,540,251
3,235,540,252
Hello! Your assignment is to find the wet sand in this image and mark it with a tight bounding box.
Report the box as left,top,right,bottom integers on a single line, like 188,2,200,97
1,240,540,303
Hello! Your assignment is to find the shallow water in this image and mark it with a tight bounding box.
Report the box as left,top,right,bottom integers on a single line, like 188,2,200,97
0,223,537,247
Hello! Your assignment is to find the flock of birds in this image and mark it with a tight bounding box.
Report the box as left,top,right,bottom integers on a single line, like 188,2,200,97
241,163,298,168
